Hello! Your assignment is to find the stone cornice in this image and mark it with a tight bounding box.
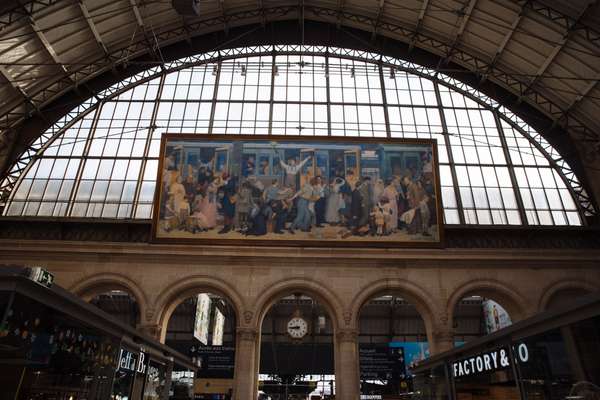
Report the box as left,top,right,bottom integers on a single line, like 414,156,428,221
0,239,599,266
336,329,359,343
1,218,599,249
0,218,600,265
236,327,259,342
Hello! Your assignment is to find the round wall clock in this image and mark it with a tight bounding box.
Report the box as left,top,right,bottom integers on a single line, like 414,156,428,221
286,316,308,339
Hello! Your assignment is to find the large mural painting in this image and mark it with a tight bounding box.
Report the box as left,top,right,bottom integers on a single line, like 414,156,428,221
152,135,443,247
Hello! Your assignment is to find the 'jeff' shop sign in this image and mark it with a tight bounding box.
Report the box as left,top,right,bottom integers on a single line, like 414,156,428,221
452,344,529,378
117,348,148,375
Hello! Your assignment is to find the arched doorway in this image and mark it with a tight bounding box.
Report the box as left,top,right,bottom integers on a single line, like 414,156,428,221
544,288,594,311
163,292,237,400
448,281,527,346
358,294,430,398
453,295,517,344
258,294,335,399
452,295,518,345
89,290,140,328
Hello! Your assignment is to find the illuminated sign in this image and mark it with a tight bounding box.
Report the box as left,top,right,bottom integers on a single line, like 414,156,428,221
451,344,529,378
194,294,211,345
28,267,54,288
117,348,147,375
212,308,225,346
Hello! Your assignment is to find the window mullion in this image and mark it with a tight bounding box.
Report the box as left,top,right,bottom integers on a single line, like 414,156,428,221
131,73,165,218
378,61,391,138
65,104,102,217
208,58,222,134
326,52,331,136
434,80,465,224
268,51,276,134
494,110,528,225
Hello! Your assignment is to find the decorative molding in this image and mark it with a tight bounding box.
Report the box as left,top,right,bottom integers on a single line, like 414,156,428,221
336,329,359,343
237,327,259,342
343,311,352,326
145,308,155,322
243,310,253,324
136,323,162,340
1,219,598,249
432,329,455,342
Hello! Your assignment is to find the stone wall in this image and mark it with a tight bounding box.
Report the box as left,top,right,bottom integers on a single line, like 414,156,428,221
1,237,599,399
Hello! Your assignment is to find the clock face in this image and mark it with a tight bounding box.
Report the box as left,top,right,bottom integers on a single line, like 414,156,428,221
287,317,308,339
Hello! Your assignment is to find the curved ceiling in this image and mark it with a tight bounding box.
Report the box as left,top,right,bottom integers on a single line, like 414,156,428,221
0,0,599,181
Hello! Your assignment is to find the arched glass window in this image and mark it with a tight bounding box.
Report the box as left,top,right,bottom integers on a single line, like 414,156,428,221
1,46,592,225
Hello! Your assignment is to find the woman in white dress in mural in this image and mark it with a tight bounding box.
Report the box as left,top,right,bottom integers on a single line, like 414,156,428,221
325,177,346,224
200,178,219,229
382,178,399,232
170,175,190,228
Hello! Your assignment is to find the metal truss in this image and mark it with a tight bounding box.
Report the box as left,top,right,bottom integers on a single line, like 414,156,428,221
0,0,62,31
78,0,109,57
0,45,594,222
0,2,598,214
1,2,599,146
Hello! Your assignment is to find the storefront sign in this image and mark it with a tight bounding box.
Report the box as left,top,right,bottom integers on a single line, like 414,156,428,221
117,348,148,375
451,344,529,378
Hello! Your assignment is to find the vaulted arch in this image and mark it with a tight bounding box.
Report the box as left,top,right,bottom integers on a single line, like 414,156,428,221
1,45,590,226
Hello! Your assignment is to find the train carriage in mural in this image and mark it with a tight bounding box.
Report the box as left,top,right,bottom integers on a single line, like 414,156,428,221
153,134,442,247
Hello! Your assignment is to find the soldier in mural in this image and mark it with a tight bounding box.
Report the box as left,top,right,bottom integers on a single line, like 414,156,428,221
153,136,442,245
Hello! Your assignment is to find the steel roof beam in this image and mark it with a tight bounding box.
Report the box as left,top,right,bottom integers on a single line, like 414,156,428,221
562,77,599,117
521,0,597,99
528,1,600,48
409,0,430,52
443,0,478,64
25,13,72,82
129,0,144,29
257,0,266,26
128,0,164,67
78,0,109,57
0,66,41,117
336,0,345,29
0,65,23,95
371,0,385,42
219,0,229,35
481,0,529,84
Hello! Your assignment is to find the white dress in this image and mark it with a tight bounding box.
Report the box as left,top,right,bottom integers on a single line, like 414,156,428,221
325,180,345,223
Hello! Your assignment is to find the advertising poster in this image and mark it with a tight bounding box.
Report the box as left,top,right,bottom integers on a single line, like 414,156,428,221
212,308,225,346
194,294,211,345
389,342,430,374
482,299,512,333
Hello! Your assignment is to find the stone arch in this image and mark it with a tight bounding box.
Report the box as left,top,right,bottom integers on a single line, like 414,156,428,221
153,275,244,343
69,273,149,325
349,278,439,350
252,278,345,333
538,280,598,312
447,279,528,325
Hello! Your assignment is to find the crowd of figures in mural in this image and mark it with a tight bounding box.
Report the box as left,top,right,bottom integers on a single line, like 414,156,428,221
153,136,441,244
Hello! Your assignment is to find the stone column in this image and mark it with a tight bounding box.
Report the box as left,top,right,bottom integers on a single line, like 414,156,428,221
430,328,455,355
136,323,162,341
335,329,360,400
233,326,259,400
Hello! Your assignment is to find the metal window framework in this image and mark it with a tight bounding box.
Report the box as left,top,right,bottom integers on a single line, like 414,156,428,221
1,2,598,149
0,45,591,225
